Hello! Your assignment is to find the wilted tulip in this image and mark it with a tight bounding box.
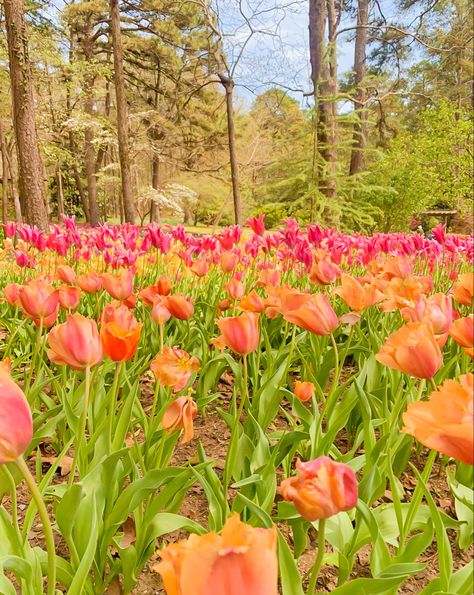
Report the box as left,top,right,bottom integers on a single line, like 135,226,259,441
0,360,33,464
449,315,474,358
279,457,358,521
294,380,315,403
215,312,260,356
162,395,198,443
150,347,200,392
453,272,473,307
154,514,278,595
402,373,473,465
102,269,135,301
166,294,194,320
376,322,443,378
19,279,59,327
48,313,103,370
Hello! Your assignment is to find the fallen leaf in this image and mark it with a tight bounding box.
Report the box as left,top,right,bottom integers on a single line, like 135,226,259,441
105,576,122,595
119,517,136,548
41,455,74,476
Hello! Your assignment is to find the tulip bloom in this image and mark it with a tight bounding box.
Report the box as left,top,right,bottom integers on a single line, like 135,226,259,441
155,514,278,595
283,294,339,336
381,275,433,311
3,283,21,307
240,290,265,313
140,277,172,305
77,271,102,294
402,374,473,465
449,315,474,358
190,259,209,277
333,275,383,312
0,360,33,464
57,265,76,284
19,280,59,327
294,380,315,403
220,251,239,272
162,396,198,444
376,322,443,378
101,309,142,362
166,294,195,321
310,257,341,285
102,269,135,301
453,272,473,307
47,313,103,370
58,285,82,311
215,312,260,356
247,213,266,235
152,298,171,325
225,278,245,300
402,293,453,347
279,457,358,521
150,347,200,392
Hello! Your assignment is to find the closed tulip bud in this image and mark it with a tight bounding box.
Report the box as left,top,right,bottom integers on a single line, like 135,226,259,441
47,313,103,370
19,280,59,328
102,269,135,301
0,360,33,464
216,312,260,356
156,275,172,296
58,285,82,311
166,294,194,321
279,457,358,521
77,271,102,294
154,514,278,595
150,347,200,392
376,322,443,378
449,315,474,358
294,380,315,402
152,298,171,325
453,272,473,307
162,395,198,443
402,373,473,465
283,294,339,336
225,278,245,300
56,265,76,284
3,283,22,307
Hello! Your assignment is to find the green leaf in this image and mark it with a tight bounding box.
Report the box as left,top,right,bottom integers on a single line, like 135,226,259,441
277,530,304,595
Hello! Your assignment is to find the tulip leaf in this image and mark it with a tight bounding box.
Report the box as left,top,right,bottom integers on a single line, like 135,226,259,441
277,530,304,595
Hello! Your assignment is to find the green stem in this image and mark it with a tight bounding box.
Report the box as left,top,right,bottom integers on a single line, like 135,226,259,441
68,365,91,486
3,317,27,359
429,377,438,392
237,354,249,421
329,333,340,396
307,519,326,594
107,362,123,452
1,465,20,536
15,457,56,595
27,318,43,394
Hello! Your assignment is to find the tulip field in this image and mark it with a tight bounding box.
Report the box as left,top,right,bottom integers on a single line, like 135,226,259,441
0,216,473,595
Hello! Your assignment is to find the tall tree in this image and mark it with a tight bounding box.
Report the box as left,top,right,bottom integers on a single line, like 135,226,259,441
109,0,135,223
3,0,47,227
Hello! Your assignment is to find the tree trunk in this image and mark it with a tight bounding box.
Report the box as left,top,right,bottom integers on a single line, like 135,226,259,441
4,142,22,223
150,155,160,223
0,119,9,223
110,0,135,224
349,0,369,175
4,0,48,228
56,168,65,218
220,76,242,225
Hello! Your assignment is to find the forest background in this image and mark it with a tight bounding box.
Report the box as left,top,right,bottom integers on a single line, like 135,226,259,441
0,0,472,231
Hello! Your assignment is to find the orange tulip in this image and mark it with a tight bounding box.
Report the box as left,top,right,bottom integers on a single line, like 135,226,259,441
101,302,135,326
151,297,171,325
154,514,278,595
333,274,383,312
58,285,82,311
190,259,209,277
279,457,358,521
166,295,194,321
257,268,280,288
283,293,339,336
47,313,103,370
402,373,473,465
102,269,135,301
216,312,260,355
0,360,33,464
453,272,473,307
381,275,433,311
56,265,76,284
376,322,443,378
402,293,453,347
101,306,142,362
3,283,21,307
294,380,315,402
77,271,102,294
19,279,59,327
225,278,245,300
372,256,413,280
449,315,474,358
310,255,341,285
156,275,172,296
150,347,200,392
162,395,198,444
240,290,265,313
220,251,239,273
